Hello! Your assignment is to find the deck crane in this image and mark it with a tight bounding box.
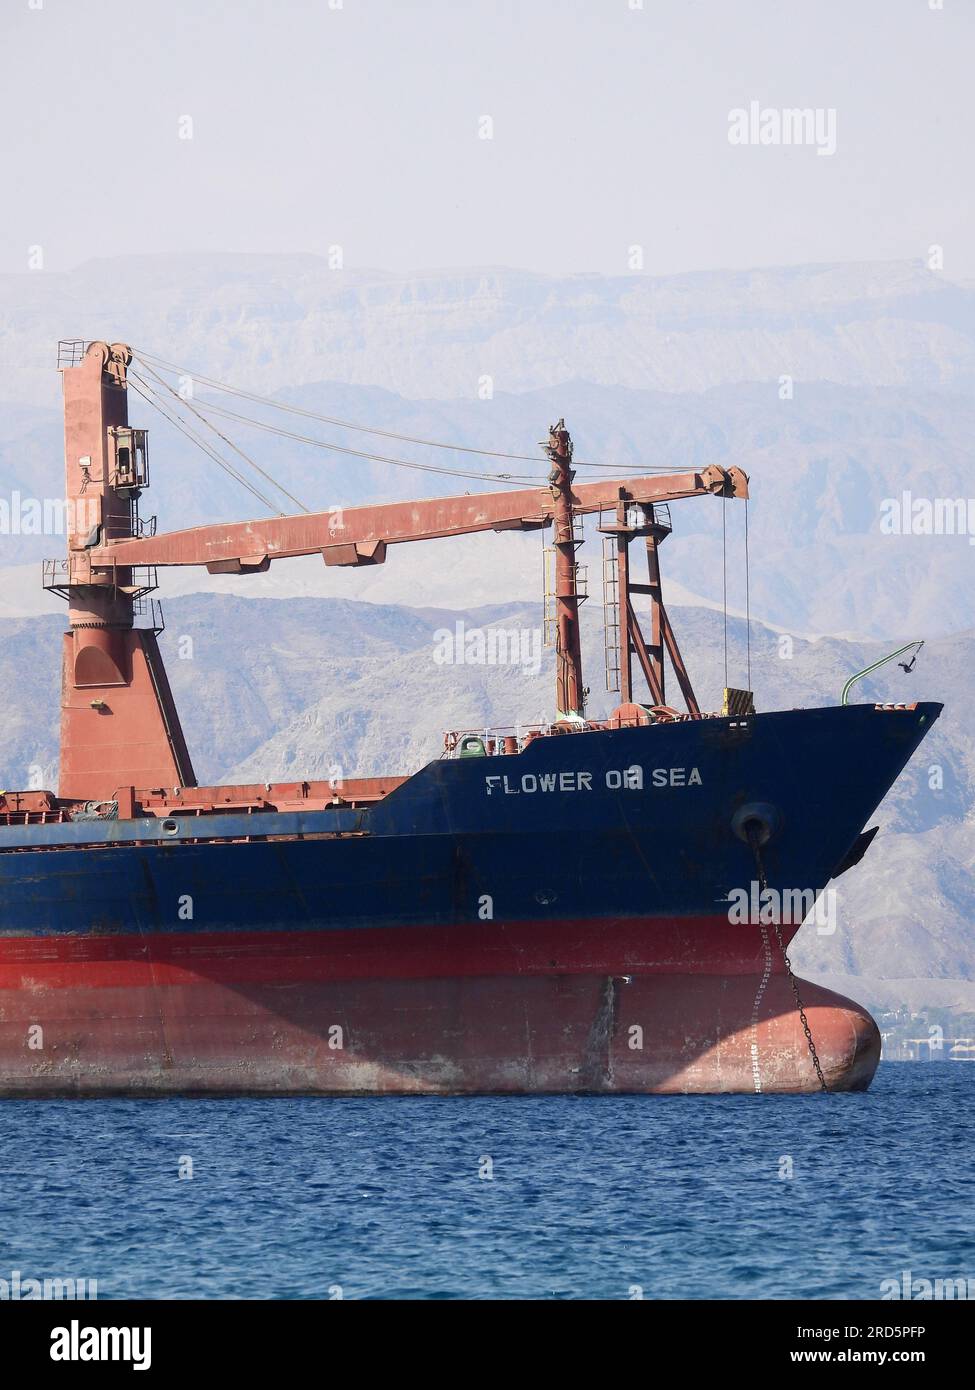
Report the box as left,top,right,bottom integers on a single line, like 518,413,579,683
45,341,748,808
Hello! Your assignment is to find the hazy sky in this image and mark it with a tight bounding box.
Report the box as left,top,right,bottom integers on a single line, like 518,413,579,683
1,0,972,278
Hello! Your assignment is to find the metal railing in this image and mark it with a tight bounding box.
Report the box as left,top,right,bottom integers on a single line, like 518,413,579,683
57,339,89,369
132,595,165,634
42,559,160,603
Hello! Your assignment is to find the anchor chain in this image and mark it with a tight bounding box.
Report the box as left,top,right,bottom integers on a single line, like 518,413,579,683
745,825,829,1093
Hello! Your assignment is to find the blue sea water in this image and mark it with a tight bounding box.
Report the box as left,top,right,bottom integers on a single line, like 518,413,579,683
0,1063,971,1300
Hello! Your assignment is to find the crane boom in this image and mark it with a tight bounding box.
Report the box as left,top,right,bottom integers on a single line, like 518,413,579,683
85,465,748,573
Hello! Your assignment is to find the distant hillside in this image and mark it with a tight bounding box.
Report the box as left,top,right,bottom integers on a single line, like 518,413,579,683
3,255,973,407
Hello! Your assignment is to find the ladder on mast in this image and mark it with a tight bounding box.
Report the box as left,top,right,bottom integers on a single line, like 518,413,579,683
602,531,621,692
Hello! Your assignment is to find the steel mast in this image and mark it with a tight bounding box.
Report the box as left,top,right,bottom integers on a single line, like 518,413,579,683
546,419,586,721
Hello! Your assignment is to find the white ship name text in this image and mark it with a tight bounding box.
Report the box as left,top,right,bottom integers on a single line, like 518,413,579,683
484,767,702,795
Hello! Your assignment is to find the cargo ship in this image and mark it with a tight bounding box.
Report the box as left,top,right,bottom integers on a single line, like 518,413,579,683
0,341,940,1095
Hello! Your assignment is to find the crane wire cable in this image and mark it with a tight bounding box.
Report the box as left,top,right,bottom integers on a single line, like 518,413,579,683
135,364,311,513
131,346,676,475
721,498,729,689
127,375,284,514
133,348,553,466
182,396,546,489
129,373,283,514
745,497,752,693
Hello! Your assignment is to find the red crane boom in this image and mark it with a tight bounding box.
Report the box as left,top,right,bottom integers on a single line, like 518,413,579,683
80,462,744,571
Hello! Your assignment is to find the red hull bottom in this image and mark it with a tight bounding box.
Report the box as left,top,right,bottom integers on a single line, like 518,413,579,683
0,972,879,1096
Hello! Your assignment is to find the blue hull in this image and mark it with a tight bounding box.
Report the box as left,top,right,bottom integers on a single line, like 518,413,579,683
0,703,941,936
